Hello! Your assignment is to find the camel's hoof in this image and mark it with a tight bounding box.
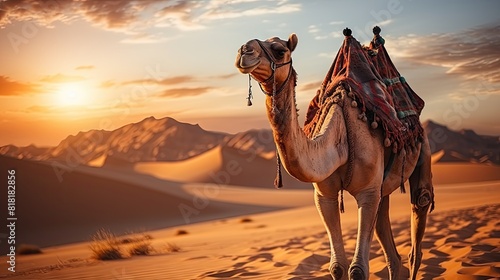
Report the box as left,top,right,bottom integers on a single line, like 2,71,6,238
329,263,345,280
349,265,365,280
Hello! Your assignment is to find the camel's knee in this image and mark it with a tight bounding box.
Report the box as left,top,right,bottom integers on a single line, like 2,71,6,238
412,187,434,213
354,188,380,207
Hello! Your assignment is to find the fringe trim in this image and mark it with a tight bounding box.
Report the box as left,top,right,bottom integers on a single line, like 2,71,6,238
274,150,283,189
339,189,345,213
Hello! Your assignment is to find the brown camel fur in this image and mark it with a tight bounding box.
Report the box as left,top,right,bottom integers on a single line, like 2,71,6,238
235,32,434,280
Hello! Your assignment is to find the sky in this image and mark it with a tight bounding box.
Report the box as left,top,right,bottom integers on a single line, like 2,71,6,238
0,0,499,147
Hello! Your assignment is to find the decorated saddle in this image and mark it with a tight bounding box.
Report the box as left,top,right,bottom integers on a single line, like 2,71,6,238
304,27,424,152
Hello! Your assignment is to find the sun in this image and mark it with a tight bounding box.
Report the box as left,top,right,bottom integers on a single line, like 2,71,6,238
56,83,86,106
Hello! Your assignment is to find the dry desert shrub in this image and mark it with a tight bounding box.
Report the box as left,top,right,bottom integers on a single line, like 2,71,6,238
89,229,123,260
127,234,153,256
240,217,253,223
17,244,42,255
165,242,181,253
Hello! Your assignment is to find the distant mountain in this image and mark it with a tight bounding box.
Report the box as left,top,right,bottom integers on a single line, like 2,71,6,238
423,120,500,164
1,117,498,166
0,116,228,164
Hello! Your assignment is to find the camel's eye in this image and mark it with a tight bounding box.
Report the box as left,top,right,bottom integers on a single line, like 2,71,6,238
271,43,287,59
271,44,287,59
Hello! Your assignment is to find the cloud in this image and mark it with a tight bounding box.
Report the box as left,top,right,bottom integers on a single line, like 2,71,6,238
309,22,344,40
160,86,214,98
100,80,116,88
77,0,162,29
0,0,300,42
40,73,86,83
212,73,239,80
0,75,40,96
0,0,166,29
25,105,52,113
120,32,170,44
121,75,195,86
75,65,94,70
0,0,75,27
154,1,205,30
0,0,174,44
390,24,500,86
298,81,322,92
200,0,301,20
329,21,345,26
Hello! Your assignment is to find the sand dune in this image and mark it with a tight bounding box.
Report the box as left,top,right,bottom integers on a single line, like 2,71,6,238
0,156,298,250
1,161,499,279
134,146,224,183
134,145,311,189
431,163,500,184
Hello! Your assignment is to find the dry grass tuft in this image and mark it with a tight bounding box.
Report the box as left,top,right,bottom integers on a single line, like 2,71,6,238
165,242,181,253
127,234,153,256
17,244,42,255
89,229,123,260
240,217,253,223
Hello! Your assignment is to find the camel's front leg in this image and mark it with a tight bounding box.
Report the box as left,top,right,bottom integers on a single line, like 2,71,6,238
314,188,348,280
350,189,380,280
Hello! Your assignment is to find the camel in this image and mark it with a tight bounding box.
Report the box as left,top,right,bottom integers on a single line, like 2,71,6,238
235,28,434,280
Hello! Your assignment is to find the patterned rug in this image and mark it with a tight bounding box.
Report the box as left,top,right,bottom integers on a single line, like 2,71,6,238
304,27,424,151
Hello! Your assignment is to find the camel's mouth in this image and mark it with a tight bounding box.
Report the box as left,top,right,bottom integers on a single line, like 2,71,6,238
236,54,261,74
236,41,262,74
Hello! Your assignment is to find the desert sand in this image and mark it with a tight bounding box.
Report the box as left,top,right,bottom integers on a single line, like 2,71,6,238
0,156,499,279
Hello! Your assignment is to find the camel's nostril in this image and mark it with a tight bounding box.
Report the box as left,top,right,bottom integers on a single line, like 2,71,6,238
241,44,254,55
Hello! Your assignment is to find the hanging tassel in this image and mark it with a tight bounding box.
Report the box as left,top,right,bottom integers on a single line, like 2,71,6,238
384,138,391,147
274,151,283,189
339,189,345,213
247,74,253,106
400,154,406,193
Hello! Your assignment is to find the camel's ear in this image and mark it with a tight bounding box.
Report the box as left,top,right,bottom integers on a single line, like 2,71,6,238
287,33,298,52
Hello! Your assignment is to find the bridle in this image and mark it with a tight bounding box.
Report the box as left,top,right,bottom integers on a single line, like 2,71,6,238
244,39,294,189
251,40,293,96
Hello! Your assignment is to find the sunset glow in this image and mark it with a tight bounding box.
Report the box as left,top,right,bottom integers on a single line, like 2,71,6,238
55,83,87,107
0,0,498,146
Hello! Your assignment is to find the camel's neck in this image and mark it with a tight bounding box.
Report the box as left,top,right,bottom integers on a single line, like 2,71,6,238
265,70,348,182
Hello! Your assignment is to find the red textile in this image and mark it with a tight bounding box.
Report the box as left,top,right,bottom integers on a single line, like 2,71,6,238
304,32,424,151
369,34,425,143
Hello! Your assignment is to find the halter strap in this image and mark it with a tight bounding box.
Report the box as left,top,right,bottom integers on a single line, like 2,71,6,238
254,40,293,96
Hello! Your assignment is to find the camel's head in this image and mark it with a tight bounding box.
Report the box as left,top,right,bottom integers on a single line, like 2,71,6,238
235,34,298,94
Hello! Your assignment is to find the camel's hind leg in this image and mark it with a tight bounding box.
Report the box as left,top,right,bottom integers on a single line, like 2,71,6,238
408,137,434,280
375,195,401,280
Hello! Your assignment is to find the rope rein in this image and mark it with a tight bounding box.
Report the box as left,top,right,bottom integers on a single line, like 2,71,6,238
245,40,294,189
247,74,253,106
